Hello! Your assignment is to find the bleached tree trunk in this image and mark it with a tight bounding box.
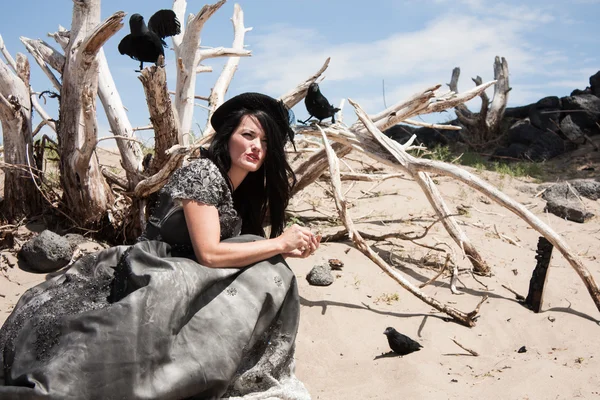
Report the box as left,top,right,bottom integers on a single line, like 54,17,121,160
449,56,510,147
173,0,226,145
0,53,42,220
172,0,251,145
204,4,251,138
485,56,510,134
57,4,124,225
139,58,181,176
97,48,144,182
39,28,144,187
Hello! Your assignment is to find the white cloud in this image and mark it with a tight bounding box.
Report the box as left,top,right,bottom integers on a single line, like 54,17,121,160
231,1,595,124
245,11,557,114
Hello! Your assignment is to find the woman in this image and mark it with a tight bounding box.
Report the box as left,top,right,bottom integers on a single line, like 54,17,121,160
0,93,319,399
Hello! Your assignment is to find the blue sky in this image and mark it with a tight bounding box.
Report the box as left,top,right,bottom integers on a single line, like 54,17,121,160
1,0,599,147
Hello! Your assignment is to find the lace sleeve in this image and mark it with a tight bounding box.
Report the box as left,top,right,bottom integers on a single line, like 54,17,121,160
162,159,227,206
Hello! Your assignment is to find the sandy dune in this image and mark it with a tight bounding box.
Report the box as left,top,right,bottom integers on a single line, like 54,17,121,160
1,148,599,399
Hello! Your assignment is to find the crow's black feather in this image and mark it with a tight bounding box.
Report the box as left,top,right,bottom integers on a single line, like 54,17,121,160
302,82,340,124
118,10,181,71
383,327,422,356
148,10,181,40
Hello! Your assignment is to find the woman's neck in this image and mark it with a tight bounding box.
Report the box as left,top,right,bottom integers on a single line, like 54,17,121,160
227,166,248,191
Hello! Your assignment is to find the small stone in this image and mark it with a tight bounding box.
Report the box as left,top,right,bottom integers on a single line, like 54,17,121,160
517,346,527,353
328,258,344,270
18,230,73,273
306,263,334,286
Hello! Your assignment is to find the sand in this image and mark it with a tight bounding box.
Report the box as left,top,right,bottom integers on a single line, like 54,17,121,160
1,146,600,400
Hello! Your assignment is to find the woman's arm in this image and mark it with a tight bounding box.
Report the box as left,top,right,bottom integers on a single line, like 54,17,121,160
182,200,319,268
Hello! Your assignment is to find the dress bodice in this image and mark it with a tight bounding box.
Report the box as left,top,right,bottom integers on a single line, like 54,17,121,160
139,158,242,254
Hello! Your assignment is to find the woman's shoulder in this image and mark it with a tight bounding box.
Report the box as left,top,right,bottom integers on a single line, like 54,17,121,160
162,158,229,204
179,158,222,179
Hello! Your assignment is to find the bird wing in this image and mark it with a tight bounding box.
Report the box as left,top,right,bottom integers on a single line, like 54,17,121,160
118,35,138,59
148,9,181,39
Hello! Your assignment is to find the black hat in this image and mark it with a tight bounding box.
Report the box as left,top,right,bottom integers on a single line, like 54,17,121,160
210,92,295,146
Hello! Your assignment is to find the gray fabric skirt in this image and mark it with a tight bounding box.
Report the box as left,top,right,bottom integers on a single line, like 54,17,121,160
0,235,304,400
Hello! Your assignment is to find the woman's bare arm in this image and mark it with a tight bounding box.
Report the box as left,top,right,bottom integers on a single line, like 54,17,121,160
182,200,318,268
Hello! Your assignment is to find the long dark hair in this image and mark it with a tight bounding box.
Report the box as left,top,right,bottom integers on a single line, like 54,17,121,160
207,108,297,238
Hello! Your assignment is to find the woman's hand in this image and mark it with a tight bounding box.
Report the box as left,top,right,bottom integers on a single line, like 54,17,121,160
278,224,321,259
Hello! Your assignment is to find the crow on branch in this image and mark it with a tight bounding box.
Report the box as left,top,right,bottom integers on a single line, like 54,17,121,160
300,82,340,124
118,10,181,71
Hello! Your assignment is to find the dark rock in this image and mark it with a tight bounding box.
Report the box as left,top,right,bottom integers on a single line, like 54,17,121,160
590,70,600,97
559,114,586,143
505,104,531,119
507,119,541,145
542,183,595,223
384,124,460,147
526,129,565,161
517,346,527,353
516,184,540,196
529,96,561,133
492,143,529,160
569,179,600,200
560,94,600,136
306,263,334,286
536,96,561,109
64,233,88,249
384,124,415,144
503,120,565,161
571,88,591,97
19,230,73,273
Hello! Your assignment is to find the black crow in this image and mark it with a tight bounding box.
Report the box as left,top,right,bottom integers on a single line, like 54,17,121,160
118,10,181,71
383,327,423,356
301,82,340,124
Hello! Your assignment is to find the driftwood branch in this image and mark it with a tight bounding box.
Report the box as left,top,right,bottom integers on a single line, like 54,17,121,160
448,56,510,145
19,37,65,74
0,34,57,133
486,56,510,132
77,10,126,169
134,146,188,198
292,80,495,275
203,3,251,141
447,67,472,118
347,97,600,313
0,35,17,71
280,57,331,109
318,124,483,327
97,48,144,185
197,47,250,59
139,57,181,176
174,0,227,144
20,36,62,91
450,337,479,356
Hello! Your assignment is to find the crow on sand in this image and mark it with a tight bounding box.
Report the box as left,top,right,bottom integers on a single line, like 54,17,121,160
383,327,423,356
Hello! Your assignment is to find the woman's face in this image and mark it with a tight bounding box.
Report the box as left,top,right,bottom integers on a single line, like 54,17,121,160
228,115,267,173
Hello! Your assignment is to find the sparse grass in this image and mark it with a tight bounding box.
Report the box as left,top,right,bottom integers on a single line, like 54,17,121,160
286,216,305,228
374,292,400,305
139,141,155,158
419,145,547,181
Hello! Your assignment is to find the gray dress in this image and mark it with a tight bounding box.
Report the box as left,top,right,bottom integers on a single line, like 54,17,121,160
0,158,308,400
